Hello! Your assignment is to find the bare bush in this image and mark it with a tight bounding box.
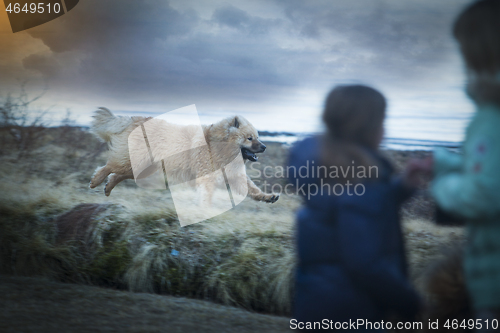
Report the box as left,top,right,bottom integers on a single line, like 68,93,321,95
0,87,47,157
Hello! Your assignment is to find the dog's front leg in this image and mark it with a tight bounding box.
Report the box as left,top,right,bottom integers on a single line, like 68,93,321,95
246,176,279,203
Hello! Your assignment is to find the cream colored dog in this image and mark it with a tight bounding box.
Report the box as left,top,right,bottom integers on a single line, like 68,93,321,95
89,108,279,204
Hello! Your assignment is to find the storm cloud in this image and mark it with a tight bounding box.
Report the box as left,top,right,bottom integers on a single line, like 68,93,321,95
0,0,473,135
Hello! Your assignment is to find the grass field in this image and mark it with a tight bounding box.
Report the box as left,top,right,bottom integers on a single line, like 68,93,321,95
0,126,465,331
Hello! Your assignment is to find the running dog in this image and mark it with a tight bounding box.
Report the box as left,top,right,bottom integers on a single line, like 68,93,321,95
89,108,279,204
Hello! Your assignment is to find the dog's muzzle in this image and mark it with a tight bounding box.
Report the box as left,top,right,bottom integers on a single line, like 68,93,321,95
241,147,259,161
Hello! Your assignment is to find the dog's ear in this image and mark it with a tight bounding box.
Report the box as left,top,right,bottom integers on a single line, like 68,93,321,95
232,116,240,129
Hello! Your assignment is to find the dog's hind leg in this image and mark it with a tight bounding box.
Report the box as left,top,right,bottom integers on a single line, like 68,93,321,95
90,165,113,188
104,173,134,196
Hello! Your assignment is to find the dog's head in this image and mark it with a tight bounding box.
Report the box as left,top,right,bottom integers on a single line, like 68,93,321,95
223,116,266,162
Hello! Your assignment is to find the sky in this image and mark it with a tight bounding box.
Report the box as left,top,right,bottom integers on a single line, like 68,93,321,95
0,0,476,142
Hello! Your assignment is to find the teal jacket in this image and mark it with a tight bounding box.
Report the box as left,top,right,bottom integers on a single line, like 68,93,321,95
432,103,500,310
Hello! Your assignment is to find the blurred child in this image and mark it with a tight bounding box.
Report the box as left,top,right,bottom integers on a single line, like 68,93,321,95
429,0,500,326
288,85,422,330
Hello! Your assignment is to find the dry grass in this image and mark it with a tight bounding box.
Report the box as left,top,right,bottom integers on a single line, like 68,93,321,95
0,192,298,314
0,127,465,326
0,128,298,315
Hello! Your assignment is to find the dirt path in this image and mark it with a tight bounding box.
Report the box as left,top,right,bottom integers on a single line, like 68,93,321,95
0,275,292,333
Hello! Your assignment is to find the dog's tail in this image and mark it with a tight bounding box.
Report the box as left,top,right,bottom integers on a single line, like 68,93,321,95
90,107,133,143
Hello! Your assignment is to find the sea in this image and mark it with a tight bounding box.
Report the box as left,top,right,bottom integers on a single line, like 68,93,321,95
260,134,462,151
258,113,472,151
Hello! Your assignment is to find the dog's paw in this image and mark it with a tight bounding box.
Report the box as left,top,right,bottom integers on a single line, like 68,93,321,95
262,193,280,203
104,183,111,196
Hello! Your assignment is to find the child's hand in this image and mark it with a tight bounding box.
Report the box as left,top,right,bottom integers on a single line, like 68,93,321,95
402,156,434,188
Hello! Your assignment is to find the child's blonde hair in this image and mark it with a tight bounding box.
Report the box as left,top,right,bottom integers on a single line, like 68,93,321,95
321,85,386,182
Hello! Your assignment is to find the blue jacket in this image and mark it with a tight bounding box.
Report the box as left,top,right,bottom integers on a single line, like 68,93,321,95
289,136,420,327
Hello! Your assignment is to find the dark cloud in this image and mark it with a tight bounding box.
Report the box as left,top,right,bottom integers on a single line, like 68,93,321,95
212,4,280,35
20,1,303,108
277,0,468,77
22,53,60,77
213,5,252,30
27,1,195,53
